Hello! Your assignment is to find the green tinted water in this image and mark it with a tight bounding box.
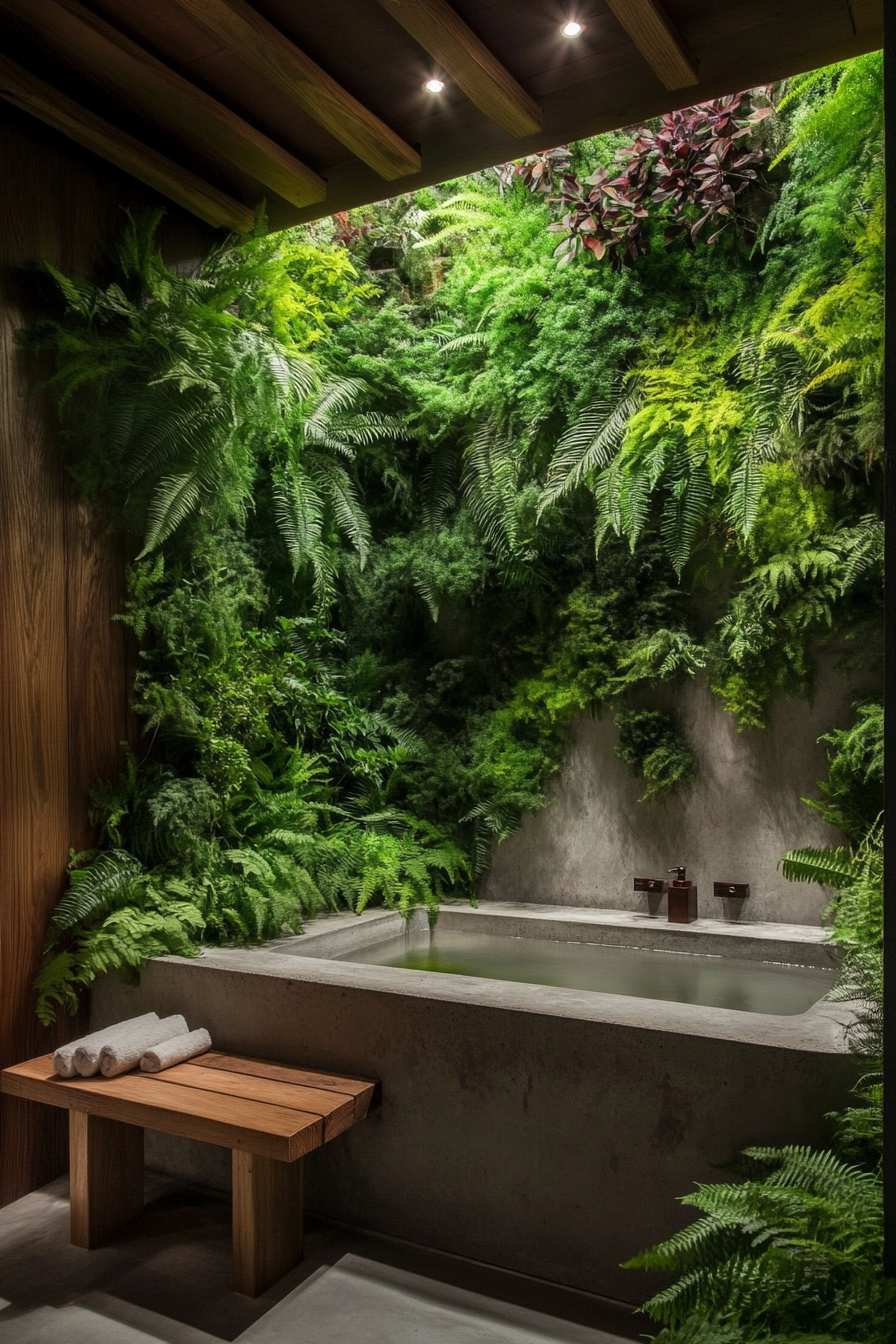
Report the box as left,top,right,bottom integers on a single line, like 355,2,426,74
337,930,834,1015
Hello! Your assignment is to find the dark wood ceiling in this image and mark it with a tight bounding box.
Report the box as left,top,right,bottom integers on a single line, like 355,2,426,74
0,0,883,233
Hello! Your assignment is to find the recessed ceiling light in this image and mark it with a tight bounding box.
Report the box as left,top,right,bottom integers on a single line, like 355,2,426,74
425,78,445,93
562,20,583,37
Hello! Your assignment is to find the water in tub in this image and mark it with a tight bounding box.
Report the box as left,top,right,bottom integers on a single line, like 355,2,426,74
335,928,835,1015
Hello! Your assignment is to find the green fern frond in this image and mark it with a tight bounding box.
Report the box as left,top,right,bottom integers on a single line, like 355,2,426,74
45,850,145,949
627,1140,889,1338
661,456,713,576
539,387,641,517
139,473,203,555
726,450,765,538
779,846,854,887
309,453,372,563
438,332,489,355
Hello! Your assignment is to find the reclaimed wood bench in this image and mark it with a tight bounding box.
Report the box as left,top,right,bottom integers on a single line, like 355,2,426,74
1,1049,377,1296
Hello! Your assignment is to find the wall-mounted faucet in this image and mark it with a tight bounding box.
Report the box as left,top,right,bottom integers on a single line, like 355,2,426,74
633,876,668,894
713,881,750,899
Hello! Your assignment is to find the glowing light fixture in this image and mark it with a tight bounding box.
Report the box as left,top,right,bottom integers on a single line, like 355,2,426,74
562,20,583,37
425,77,445,93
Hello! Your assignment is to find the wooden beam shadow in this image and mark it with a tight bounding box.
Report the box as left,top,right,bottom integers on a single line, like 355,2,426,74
0,0,326,209
0,53,255,230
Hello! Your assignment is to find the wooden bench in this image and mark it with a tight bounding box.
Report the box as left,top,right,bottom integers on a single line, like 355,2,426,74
1,1049,377,1296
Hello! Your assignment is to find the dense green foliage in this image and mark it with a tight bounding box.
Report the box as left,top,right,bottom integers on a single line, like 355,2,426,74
804,702,884,844
30,54,882,1023
627,829,887,1344
782,814,884,1168
626,1146,891,1342
628,688,885,1342
30,223,470,1023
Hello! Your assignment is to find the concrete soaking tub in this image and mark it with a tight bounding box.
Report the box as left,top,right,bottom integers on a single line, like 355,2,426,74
93,903,858,1304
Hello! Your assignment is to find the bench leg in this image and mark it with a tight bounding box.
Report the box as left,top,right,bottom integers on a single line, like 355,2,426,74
69,1111,144,1248
232,1151,303,1296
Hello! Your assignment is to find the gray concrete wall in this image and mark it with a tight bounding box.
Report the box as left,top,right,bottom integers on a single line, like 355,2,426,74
482,659,872,924
94,951,859,1305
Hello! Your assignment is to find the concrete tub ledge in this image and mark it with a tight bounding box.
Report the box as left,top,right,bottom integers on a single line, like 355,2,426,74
176,946,851,1054
266,907,407,960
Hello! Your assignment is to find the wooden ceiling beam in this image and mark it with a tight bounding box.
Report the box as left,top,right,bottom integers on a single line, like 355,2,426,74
0,53,255,231
167,0,422,180
603,0,698,90
0,0,326,209
374,0,541,138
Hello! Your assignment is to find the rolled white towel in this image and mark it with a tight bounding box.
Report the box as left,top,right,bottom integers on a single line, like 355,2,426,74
140,1028,212,1073
97,1015,190,1079
55,1013,160,1078
73,1014,182,1078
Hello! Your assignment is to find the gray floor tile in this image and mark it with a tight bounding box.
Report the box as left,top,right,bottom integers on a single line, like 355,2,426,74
240,1255,632,1344
0,1175,640,1344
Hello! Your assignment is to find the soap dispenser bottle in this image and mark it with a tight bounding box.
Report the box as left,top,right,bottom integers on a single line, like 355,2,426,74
667,866,698,924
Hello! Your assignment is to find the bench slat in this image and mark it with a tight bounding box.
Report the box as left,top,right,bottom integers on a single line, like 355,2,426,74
1,1056,321,1161
148,1063,356,1140
200,1051,376,1120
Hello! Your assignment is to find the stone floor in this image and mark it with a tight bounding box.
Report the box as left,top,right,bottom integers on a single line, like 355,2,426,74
0,1172,642,1344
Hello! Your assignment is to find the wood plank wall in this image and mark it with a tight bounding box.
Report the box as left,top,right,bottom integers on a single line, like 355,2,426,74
0,106,211,1204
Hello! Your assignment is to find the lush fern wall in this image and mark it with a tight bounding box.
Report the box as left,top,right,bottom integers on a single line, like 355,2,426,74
30,55,883,1018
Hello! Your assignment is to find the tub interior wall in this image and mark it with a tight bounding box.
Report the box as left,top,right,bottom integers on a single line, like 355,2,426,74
481,661,876,924
331,927,836,1015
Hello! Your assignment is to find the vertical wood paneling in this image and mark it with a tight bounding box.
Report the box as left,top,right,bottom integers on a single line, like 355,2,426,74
0,117,73,1202
65,497,131,856
0,106,211,1204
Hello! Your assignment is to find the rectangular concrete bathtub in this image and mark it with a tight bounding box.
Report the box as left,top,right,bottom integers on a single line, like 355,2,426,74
92,904,858,1304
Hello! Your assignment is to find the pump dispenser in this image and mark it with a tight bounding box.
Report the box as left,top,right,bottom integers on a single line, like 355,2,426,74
667,866,698,924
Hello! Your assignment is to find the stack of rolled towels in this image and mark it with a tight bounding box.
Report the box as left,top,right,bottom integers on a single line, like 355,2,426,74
52,1013,212,1079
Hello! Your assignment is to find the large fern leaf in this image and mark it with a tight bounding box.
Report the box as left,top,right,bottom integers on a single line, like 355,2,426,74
539,387,641,517
661,455,713,576
45,850,145,948
779,845,854,887
140,473,203,555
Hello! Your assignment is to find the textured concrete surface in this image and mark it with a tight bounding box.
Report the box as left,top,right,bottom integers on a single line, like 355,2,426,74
267,906,408,959
0,1175,638,1344
243,1256,632,1344
94,948,860,1301
269,903,841,968
481,663,873,924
